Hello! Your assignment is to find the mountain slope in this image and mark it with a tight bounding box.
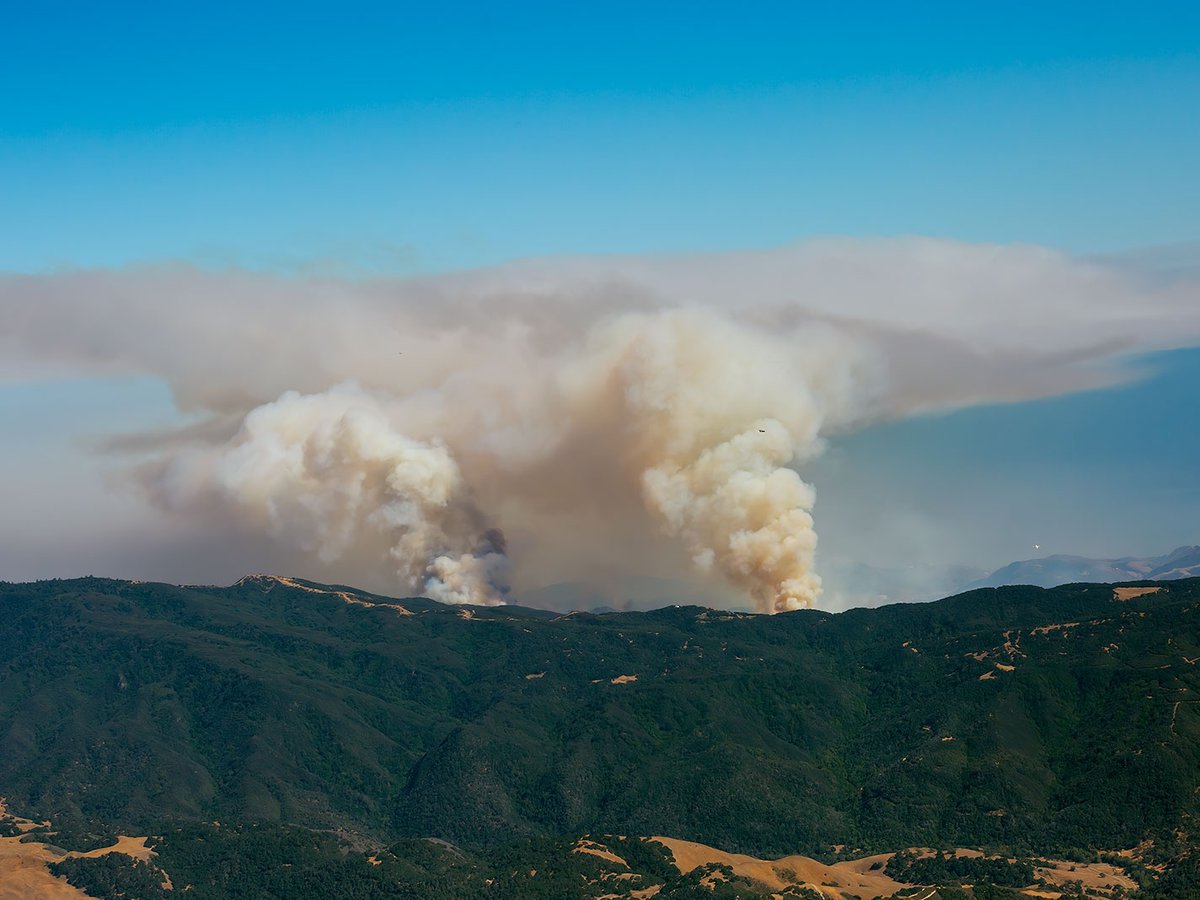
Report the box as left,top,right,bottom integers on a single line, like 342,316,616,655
2,574,1200,864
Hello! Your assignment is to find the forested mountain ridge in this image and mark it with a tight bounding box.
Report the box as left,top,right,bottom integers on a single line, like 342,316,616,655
2,574,1200,896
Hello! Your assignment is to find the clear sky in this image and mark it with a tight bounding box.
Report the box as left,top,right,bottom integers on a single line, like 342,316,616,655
2,2,1198,604
4,1,1199,270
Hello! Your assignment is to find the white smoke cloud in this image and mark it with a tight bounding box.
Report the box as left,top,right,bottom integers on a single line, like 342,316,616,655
561,309,858,613
2,239,1198,611
153,387,509,604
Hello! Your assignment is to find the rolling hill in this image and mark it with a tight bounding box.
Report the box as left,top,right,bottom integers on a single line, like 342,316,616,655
2,573,1200,896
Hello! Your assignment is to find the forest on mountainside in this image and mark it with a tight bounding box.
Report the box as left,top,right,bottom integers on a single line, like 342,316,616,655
3,574,1200,896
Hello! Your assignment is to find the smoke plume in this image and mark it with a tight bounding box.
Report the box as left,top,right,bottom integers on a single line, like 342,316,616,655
3,238,1199,611
155,387,510,604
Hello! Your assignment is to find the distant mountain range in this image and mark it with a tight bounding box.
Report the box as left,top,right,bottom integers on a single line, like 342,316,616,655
821,546,1200,610
970,544,1200,590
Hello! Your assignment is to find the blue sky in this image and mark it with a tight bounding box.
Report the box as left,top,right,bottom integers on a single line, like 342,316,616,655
810,346,1200,571
4,2,1199,271
2,2,1198,597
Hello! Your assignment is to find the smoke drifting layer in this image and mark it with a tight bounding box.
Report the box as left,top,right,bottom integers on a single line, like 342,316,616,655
3,239,1199,611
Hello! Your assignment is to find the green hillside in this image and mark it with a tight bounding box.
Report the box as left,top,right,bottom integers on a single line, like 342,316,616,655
2,574,1200,895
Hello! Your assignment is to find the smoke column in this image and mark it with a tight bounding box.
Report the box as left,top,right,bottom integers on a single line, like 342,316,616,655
4,239,1197,610
147,308,864,609
156,387,510,604
566,310,855,612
